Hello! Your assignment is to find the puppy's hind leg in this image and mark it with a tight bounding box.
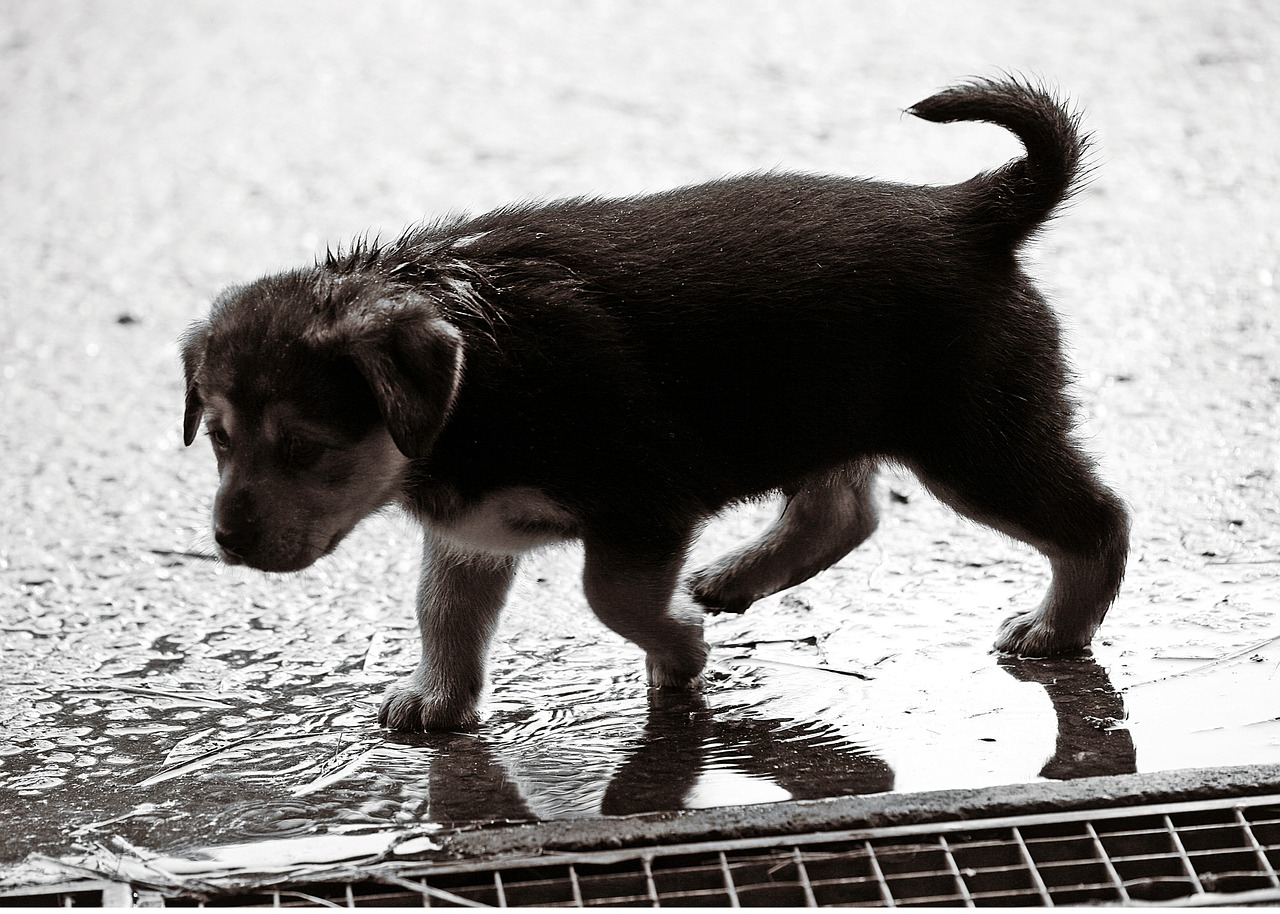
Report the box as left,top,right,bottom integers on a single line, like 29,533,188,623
379,533,517,732
583,524,709,688
909,435,1129,658
688,460,879,613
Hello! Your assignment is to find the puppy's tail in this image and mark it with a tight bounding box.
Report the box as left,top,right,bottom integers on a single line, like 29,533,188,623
907,76,1090,248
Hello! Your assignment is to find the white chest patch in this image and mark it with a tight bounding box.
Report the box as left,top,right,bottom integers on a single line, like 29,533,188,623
433,487,580,554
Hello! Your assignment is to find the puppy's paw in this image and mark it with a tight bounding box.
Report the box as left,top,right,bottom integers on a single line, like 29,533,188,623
686,566,757,614
647,665,706,691
378,680,479,732
993,610,1092,658
645,639,709,690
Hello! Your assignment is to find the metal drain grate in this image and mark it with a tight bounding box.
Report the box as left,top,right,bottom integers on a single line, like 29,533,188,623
343,795,1280,907
6,794,1279,907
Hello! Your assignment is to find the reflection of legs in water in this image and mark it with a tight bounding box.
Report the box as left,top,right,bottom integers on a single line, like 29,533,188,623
382,732,535,825
752,720,893,801
999,654,1136,779
602,691,893,816
601,691,707,816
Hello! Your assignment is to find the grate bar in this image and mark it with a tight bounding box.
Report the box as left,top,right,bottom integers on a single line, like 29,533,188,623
791,846,818,907
938,835,975,907
714,850,739,907
1086,821,1131,904
376,872,492,908
1237,806,1280,888
641,854,659,907
1011,824,1055,907
1150,886,1280,907
863,840,896,907
1164,813,1205,895
567,862,585,907
493,869,507,908
273,889,345,908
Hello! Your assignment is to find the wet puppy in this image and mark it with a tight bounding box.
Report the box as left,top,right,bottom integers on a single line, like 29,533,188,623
182,77,1129,732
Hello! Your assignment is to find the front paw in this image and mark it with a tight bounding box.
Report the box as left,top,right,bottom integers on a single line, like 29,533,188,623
645,639,709,690
378,679,479,732
994,610,1092,658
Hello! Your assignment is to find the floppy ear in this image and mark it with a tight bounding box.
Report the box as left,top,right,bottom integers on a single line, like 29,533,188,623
346,300,465,459
180,321,210,447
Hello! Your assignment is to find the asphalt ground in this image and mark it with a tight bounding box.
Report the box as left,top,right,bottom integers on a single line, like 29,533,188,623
1,0,1278,885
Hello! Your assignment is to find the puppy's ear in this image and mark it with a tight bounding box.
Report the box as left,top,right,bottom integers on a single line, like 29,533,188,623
180,321,210,447
346,299,464,459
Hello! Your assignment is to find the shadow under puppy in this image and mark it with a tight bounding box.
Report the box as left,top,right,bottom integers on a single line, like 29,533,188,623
181,77,1129,732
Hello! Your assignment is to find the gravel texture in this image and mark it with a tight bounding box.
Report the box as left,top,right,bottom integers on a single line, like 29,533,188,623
1,0,1278,874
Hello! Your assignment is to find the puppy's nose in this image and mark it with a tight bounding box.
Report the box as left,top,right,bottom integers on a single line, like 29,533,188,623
214,524,256,563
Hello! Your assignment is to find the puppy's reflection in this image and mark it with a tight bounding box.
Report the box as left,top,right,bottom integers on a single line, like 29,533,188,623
395,654,1130,825
400,692,892,823
999,652,1136,779
601,690,893,816
381,730,536,825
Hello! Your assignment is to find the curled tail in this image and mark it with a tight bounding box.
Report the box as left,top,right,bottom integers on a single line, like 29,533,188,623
908,76,1090,248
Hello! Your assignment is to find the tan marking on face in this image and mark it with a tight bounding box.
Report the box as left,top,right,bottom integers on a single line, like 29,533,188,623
203,393,236,437
208,395,411,571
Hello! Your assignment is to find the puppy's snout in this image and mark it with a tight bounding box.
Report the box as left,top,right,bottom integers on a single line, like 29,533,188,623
214,486,260,564
214,522,256,563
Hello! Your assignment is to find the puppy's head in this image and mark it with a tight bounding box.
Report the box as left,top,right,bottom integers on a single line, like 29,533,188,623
181,271,463,572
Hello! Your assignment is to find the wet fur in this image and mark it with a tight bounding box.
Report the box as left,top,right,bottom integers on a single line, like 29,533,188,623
182,78,1130,731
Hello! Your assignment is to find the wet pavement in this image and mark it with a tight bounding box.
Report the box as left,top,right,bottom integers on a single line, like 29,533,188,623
2,0,1279,892
3,492,1277,883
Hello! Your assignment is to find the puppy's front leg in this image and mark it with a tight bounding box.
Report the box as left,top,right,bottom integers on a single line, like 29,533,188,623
379,534,516,731
582,530,708,689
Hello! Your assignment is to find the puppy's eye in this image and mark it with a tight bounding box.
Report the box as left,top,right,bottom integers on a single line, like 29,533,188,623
285,436,325,468
209,427,230,450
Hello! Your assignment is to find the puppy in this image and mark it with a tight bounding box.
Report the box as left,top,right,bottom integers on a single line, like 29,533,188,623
182,77,1129,732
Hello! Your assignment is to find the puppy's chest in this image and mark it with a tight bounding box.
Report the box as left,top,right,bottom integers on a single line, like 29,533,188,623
424,486,580,554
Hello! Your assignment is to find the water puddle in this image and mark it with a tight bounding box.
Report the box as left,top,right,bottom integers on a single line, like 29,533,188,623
1,534,1277,891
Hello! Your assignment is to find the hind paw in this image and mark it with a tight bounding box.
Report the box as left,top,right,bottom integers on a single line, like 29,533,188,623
994,610,1093,658
686,566,758,614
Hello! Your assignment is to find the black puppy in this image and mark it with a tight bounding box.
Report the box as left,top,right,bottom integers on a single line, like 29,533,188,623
182,77,1129,731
